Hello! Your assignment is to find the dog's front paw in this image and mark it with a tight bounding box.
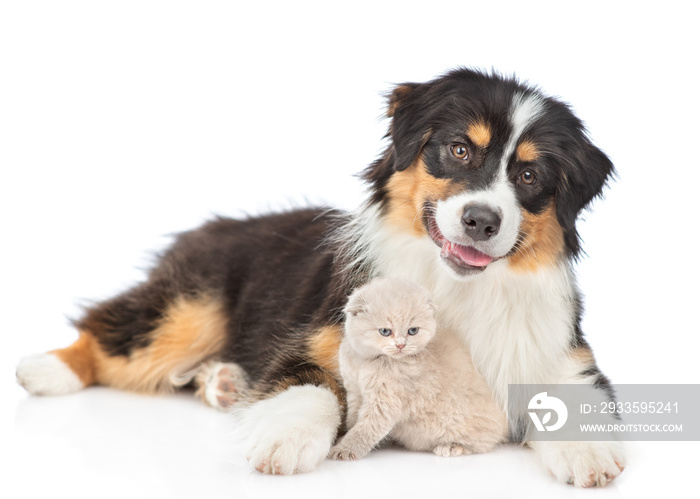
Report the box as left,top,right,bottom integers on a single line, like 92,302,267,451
249,433,331,474
531,440,626,487
328,444,359,461
234,385,340,474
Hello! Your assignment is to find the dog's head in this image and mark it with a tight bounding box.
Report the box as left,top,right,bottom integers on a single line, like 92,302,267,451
365,68,613,278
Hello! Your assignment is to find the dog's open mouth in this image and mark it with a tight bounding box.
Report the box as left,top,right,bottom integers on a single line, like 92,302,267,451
426,215,494,274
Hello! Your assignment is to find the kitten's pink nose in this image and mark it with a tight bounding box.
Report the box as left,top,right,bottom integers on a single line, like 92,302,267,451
396,344,405,350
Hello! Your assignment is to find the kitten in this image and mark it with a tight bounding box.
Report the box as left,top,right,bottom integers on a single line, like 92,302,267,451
329,277,507,461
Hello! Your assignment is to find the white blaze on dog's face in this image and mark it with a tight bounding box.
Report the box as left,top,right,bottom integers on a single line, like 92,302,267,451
369,70,613,280
432,93,546,276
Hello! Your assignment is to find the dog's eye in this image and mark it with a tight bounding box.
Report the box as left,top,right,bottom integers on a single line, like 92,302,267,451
378,328,392,337
407,327,419,336
450,144,469,160
519,170,537,185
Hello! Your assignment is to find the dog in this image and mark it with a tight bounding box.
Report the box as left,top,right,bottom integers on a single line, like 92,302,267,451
17,68,625,487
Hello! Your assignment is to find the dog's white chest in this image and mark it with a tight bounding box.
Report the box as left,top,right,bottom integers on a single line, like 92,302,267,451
356,218,578,406
428,260,577,406
374,240,577,406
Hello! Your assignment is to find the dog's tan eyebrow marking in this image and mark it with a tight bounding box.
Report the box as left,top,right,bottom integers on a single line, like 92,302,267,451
516,140,540,162
466,121,492,148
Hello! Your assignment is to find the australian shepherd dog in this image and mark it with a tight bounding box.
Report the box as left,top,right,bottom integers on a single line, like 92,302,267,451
17,68,625,487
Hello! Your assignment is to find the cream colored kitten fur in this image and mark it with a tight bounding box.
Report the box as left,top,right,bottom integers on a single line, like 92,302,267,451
329,277,507,460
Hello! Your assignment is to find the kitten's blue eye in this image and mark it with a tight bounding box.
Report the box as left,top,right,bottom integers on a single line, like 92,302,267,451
407,327,419,336
378,328,392,337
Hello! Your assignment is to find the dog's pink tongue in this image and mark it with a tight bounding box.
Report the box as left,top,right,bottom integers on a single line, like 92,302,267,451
442,241,493,267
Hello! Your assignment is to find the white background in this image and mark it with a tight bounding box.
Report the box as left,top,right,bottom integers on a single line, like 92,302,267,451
2,1,698,498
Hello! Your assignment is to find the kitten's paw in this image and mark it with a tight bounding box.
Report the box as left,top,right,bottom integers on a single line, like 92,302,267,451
235,385,340,474
433,443,466,457
328,445,359,461
195,361,248,410
531,440,626,487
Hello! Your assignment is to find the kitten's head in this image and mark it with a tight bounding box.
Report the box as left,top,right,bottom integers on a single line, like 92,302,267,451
343,277,437,359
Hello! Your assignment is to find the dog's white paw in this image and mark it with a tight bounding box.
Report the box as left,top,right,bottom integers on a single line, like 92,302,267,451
195,361,249,410
234,385,340,474
531,440,626,487
16,352,84,396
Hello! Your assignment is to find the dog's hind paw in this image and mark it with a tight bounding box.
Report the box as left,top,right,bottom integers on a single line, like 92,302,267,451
16,352,84,396
195,361,249,410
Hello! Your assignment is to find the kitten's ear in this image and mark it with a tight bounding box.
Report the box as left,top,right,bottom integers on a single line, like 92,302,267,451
426,298,437,313
344,291,367,317
345,303,366,317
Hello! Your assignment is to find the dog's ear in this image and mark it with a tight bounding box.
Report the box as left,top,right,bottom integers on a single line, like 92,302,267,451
387,83,419,118
387,82,434,172
555,137,614,255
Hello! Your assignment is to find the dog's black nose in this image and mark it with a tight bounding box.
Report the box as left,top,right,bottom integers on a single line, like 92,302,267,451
461,205,501,241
